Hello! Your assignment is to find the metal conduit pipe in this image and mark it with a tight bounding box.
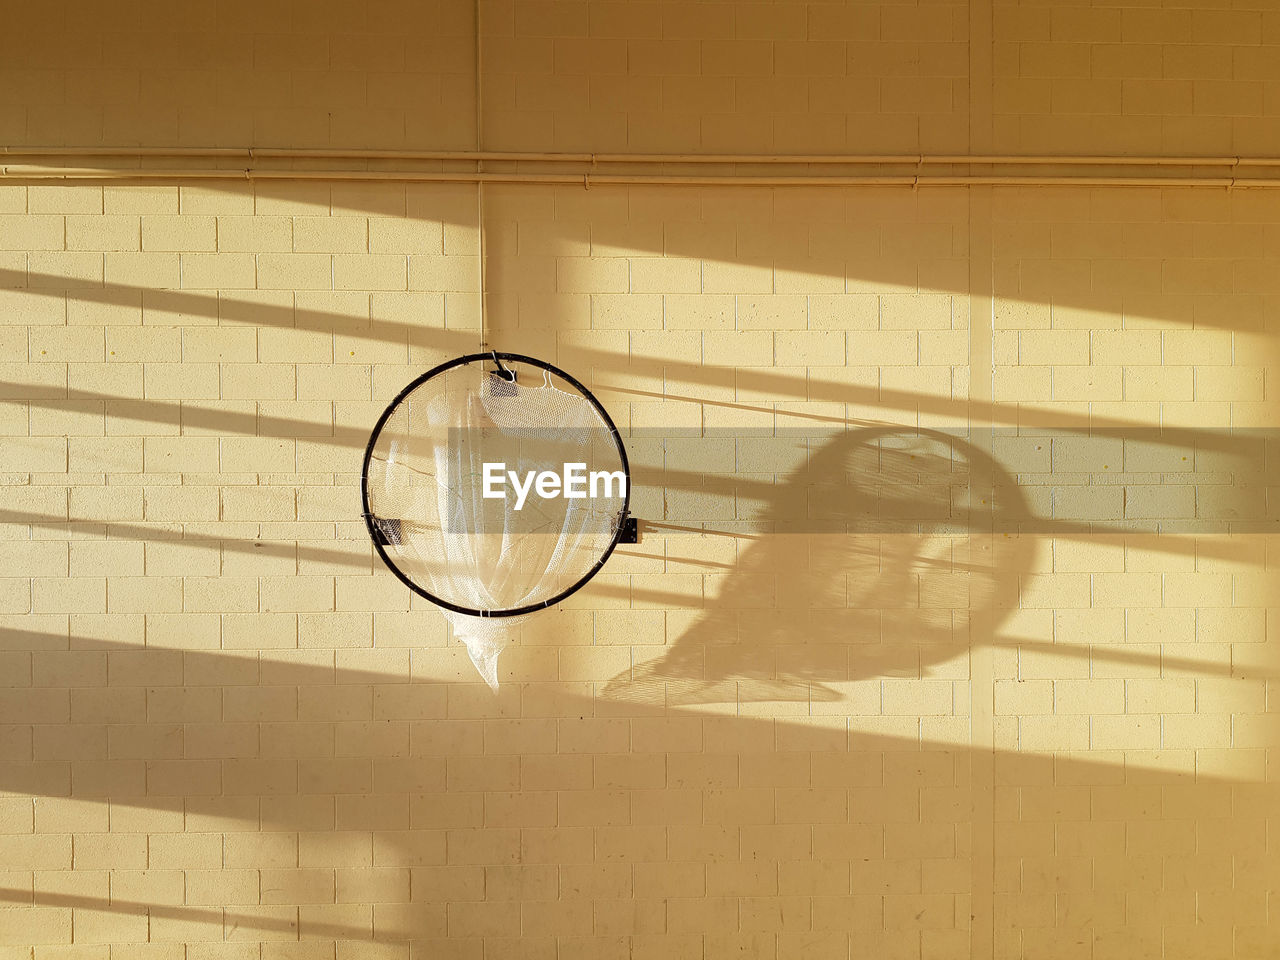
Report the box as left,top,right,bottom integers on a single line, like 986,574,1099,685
3,145,1278,167
0,165,1269,189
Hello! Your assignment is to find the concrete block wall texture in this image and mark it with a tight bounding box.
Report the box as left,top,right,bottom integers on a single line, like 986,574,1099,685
1,1,1279,959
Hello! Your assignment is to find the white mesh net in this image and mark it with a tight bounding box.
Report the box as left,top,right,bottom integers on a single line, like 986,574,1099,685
365,358,628,687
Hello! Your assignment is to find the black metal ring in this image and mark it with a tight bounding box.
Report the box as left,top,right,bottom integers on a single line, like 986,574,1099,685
360,352,632,618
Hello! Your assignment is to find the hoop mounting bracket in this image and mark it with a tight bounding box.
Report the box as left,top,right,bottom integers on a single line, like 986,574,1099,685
619,516,639,544
489,350,516,382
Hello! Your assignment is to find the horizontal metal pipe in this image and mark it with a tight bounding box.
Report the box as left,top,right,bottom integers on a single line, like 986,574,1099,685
0,145,250,158
2,166,257,180
1,165,1272,189
3,145,1280,167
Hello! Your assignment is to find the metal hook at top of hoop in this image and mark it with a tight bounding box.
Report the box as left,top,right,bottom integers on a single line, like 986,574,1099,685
489,350,517,382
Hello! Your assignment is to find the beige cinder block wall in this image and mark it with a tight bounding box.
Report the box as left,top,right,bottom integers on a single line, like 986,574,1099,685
1,1,1278,958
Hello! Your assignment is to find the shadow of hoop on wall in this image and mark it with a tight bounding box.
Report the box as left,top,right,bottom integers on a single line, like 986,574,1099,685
604,426,1036,706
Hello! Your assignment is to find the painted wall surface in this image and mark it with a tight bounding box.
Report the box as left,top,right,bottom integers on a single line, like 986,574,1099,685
2,2,1279,959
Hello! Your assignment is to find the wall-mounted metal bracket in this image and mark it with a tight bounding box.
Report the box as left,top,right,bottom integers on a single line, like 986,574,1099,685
619,516,640,544
366,515,402,546
489,350,516,381
487,351,518,396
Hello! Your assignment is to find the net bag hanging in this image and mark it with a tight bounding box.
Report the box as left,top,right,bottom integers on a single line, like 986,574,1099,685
362,353,631,687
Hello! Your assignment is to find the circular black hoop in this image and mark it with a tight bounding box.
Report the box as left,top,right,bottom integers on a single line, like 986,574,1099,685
361,352,632,618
